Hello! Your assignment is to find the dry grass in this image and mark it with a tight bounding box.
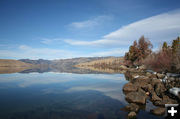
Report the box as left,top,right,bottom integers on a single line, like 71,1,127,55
75,57,124,69
0,59,38,74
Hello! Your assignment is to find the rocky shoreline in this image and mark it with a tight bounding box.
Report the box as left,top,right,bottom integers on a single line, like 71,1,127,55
120,65,180,119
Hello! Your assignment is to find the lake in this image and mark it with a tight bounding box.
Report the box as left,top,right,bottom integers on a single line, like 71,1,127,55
0,71,164,119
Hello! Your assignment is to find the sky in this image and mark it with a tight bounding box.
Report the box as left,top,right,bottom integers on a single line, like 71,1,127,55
0,0,180,59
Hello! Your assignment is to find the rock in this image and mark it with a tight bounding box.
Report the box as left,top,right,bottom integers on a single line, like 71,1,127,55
162,95,177,104
149,74,157,79
129,68,135,72
125,92,146,104
138,65,146,70
138,88,146,96
150,107,165,116
146,72,152,77
128,112,136,119
125,103,140,112
154,95,178,106
133,77,150,89
119,65,128,70
169,87,180,96
157,73,165,79
150,78,161,86
146,84,154,93
132,74,140,79
153,100,165,107
154,83,166,97
146,92,150,96
123,82,138,92
169,77,175,81
151,92,162,101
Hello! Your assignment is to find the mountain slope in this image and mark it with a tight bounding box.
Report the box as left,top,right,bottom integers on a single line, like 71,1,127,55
0,59,34,67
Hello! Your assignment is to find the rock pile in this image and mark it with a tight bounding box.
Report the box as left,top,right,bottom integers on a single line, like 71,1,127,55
122,70,179,118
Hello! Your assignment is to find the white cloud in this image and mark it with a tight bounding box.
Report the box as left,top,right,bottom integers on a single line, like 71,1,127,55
90,48,127,57
64,39,121,47
66,9,180,47
41,38,61,45
69,15,113,29
0,45,127,59
40,38,72,45
0,45,78,59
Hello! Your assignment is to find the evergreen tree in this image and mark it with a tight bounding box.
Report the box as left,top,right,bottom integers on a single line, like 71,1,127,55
162,42,168,51
172,37,180,54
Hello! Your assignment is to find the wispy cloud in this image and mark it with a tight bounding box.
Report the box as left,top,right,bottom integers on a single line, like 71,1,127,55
0,44,127,59
64,39,121,47
90,48,128,57
66,9,180,47
41,38,62,45
69,15,113,29
0,45,77,59
40,38,73,45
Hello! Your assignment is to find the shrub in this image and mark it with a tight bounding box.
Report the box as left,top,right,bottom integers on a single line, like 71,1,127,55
144,37,180,73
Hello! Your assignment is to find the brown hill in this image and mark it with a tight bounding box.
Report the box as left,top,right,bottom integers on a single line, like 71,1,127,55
0,59,34,67
0,59,38,74
75,57,124,67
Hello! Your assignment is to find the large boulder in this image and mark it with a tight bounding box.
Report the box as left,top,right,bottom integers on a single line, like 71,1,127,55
150,107,165,116
123,82,138,92
125,103,140,112
128,112,136,119
133,77,150,89
125,91,146,104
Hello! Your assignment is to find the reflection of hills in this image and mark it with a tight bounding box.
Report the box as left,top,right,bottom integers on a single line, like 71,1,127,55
0,57,119,74
20,66,102,74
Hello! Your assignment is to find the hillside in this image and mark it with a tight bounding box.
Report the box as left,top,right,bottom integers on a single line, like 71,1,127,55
75,57,124,69
0,59,34,67
0,59,37,74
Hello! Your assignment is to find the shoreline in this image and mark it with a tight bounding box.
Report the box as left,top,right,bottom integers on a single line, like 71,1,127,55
76,64,180,118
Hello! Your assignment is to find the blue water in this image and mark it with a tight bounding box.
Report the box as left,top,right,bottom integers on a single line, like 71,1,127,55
0,72,163,119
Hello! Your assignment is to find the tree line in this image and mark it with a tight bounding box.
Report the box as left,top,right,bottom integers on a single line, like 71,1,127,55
124,36,180,73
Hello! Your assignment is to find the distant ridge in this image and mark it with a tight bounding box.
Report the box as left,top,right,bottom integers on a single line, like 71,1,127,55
0,59,34,67
0,59,37,74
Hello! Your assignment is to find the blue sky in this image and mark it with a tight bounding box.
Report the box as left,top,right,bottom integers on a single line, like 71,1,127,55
0,0,180,59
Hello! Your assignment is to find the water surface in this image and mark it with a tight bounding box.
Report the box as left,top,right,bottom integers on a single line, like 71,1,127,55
0,72,163,119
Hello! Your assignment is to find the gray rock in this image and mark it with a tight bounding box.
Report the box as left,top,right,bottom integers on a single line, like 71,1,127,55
169,87,180,96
